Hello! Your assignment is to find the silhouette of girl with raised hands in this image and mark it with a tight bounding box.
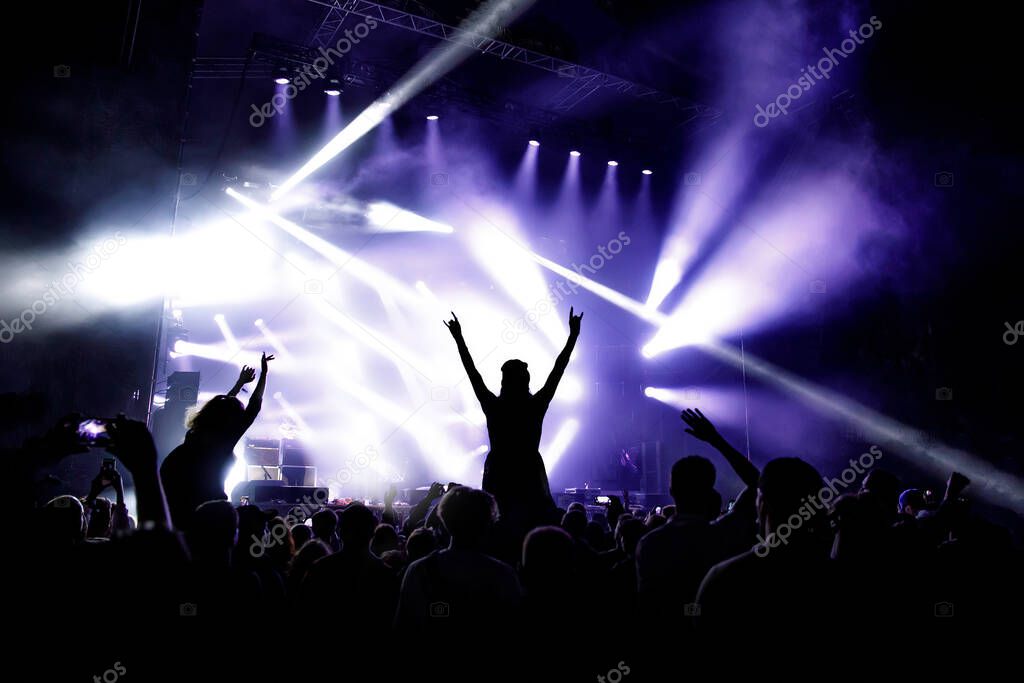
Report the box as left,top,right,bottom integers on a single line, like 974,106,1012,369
445,307,582,523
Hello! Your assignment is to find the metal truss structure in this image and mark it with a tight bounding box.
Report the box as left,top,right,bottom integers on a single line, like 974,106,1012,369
301,0,720,122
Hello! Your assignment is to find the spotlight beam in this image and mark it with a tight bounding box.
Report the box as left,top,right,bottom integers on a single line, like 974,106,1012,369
226,188,423,307
272,0,538,199
254,318,291,357
701,340,1024,514
528,250,667,326
517,246,1024,512
213,314,240,353
315,298,435,383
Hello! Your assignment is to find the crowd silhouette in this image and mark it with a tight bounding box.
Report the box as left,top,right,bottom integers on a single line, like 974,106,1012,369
17,307,1022,675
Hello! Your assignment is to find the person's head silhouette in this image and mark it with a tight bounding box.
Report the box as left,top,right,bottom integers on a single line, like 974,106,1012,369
187,395,244,435
669,455,717,516
500,359,530,397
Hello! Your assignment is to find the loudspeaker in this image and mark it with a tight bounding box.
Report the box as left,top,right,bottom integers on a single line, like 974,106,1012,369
246,465,281,481
244,438,281,467
640,441,669,494
281,465,317,486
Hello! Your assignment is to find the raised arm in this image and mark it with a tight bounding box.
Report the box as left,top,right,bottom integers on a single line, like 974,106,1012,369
536,307,582,405
227,364,257,397
680,408,760,489
106,417,170,529
444,313,495,405
243,353,274,424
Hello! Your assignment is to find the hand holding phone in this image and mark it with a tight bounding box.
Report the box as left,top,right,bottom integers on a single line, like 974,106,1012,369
77,419,113,447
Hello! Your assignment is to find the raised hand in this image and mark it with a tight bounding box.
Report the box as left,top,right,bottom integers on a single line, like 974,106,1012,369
427,481,445,500
568,306,583,336
105,416,159,478
945,471,971,501
238,365,257,384
443,312,462,338
260,352,275,374
680,408,721,443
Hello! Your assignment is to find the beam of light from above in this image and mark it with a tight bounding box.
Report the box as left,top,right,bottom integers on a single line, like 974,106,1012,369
645,126,753,310
487,240,1022,511
542,418,579,472
213,314,240,353
172,340,261,368
314,297,435,381
642,386,743,426
365,202,454,233
273,391,314,438
514,141,539,206
254,318,291,357
329,370,463,478
643,175,884,357
425,115,445,169
592,162,620,233
270,0,538,200
324,89,343,141
375,115,398,156
699,340,1024,515
225,188,423,306
467,221,568,350
527,249,667,327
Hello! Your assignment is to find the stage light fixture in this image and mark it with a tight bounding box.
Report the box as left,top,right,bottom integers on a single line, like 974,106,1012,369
274,77,290,85
426,115,439,121
528,139,540,147
270,0,537,200
607,160,618,167
569,150,581,157
642,169,653,175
